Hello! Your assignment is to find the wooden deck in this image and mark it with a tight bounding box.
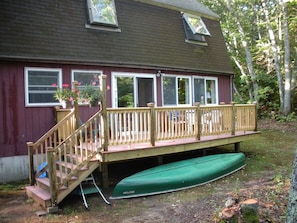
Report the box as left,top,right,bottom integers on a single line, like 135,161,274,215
27,101,259,208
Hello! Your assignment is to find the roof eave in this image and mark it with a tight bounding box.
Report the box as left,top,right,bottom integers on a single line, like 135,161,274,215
134,0,220,21
0,55,233,75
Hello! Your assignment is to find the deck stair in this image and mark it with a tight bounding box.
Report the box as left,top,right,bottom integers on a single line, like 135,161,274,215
26,149,101,209
26,106,106,210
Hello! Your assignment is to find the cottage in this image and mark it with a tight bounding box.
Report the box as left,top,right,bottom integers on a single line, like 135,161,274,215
0,0,260,209
0,0,237,183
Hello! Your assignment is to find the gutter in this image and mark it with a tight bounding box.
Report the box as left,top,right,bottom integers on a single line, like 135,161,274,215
0,55,234,76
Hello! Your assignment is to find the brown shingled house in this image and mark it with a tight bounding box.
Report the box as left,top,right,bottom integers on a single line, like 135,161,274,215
0,0,233,183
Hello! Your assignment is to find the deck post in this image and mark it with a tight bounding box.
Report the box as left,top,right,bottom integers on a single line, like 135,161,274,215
235,142,240,152
253,101,258,131
101,163,109,189
157,156,163,165
194,102,201,141
72,81,80,130
101,75,109,151
27,142,35,186
47,147,57,206
231,102,236,135
147,103,156,146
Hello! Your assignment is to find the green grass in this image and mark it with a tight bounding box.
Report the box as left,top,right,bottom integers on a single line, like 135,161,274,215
0,180,27,192
0,180,28,197
241,129,296,174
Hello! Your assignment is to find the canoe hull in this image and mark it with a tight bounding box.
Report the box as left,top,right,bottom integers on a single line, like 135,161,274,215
110,153,245,199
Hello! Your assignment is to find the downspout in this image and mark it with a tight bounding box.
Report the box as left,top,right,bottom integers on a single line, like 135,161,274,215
230,74,234,102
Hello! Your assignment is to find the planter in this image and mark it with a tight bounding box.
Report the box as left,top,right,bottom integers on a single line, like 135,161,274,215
61,100,72,109
89,99,99,107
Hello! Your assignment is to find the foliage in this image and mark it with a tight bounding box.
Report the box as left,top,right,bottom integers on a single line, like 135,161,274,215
200,0,297,116
275,112,296,122
117,77,134,107
79,85,102,106
54,84,76,102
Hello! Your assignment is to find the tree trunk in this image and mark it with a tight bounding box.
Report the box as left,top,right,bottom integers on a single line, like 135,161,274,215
291,49,297,109
240,199,259,223
281,0,291,116
286,148,297,222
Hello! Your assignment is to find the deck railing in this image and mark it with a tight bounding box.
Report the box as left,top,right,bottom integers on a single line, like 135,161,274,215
27,109,76,185
107,107,152,145
49,112,102,195
106,102,257,147
39,111,103,205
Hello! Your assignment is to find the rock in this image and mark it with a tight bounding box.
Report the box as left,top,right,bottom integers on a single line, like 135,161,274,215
225,197,237,208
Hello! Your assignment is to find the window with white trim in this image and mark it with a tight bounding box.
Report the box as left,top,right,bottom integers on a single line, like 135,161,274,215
87,0,118,27
71,70,103,105
25,67,62,107
182,13,210,45
193,77,218,105
163,75,191,106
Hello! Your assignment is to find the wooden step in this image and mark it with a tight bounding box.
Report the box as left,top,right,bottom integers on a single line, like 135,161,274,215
56,161,88,173
26,185,51,208
36,177,68,191
66,153,99,164
36,177,50,191
56,170,78,180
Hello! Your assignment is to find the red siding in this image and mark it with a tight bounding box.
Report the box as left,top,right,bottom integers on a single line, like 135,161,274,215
0,61,232,157
218,75,232,103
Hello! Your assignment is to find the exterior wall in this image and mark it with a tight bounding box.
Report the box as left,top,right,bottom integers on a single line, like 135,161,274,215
0,61,231,182
218,75,232,104
0,155,29,183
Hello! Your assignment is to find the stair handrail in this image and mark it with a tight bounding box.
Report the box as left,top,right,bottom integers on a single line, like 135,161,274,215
49,111,103,204
27,109,76,185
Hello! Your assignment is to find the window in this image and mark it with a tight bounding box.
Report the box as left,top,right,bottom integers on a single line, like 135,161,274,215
72,70,102,105
87,0,118,27
25,67,62,107
193,77,218,105
163,76,190,106
182,13,210,44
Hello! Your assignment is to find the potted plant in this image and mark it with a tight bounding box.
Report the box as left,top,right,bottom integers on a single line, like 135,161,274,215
54,84,76,108
79,85,102,107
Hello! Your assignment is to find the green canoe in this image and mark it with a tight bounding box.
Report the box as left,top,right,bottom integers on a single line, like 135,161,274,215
110,153,245,199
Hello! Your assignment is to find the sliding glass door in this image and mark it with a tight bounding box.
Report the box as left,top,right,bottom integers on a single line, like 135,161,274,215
112,73,156,108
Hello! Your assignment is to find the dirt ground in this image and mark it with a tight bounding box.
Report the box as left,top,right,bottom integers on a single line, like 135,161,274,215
0,119,295,223
0,174,290,223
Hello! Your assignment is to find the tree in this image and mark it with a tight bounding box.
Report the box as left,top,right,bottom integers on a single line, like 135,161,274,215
200,0,297,117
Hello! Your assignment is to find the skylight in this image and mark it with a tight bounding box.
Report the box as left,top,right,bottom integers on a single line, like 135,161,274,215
87,0,118,27
183,13,210,36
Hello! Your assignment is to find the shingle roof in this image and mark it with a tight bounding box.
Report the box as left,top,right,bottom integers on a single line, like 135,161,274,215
0,0,233,74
